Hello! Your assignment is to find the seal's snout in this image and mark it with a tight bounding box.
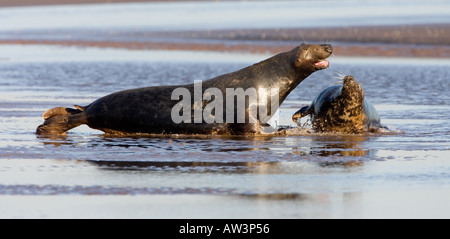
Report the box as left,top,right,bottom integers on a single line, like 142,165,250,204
342,75,364,100
343,76,360,89
322,44,333,53
312,44,333,70
343,76,358,88
343,75,355,82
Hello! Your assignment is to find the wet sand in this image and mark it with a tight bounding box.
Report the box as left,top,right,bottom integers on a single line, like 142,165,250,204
1,25,449,58
0,0,208,7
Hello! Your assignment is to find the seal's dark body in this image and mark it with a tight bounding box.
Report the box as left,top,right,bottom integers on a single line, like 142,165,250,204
37,44,333,135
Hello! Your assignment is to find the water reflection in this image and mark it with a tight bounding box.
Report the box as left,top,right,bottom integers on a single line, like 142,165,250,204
37,131,378,172
0,184,235,196
292,135,371,157
0,182,361,208
88,160,277,173
37,134,70,146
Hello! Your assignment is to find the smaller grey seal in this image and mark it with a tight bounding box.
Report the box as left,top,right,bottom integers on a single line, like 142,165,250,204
292,75,381,133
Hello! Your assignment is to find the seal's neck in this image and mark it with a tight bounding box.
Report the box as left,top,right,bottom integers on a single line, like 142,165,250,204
251,52,314,101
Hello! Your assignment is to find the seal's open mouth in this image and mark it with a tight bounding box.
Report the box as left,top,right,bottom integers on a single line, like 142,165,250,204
315,60,329,68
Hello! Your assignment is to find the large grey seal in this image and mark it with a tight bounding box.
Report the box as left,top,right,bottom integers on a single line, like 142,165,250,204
37,43,333,135
292,75,381,134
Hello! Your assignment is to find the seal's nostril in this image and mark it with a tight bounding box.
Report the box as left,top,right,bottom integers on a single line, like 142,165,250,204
322,44,333,53
321,44,333,53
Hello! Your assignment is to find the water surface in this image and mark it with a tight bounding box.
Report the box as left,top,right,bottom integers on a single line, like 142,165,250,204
0,45,449,218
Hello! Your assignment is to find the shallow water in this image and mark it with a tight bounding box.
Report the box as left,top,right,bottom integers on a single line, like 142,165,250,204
0,45,449,218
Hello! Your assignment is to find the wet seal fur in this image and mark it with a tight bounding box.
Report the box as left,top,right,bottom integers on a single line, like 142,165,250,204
292,75,381,134
37,43,333,135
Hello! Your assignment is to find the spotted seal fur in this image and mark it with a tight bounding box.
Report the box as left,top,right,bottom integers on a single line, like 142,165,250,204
292,75,381,133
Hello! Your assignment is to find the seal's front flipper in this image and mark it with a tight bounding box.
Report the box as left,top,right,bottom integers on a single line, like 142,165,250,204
42,106,83,120
292,105,313,123
36,107,88,135
74,105,88,112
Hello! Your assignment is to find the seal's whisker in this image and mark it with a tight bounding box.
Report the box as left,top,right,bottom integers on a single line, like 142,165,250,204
333,71,346,80
337,72,346,78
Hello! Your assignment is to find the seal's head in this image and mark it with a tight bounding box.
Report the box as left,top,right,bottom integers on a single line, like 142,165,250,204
293,43,333,72
291,75,381,134
341,75,364,105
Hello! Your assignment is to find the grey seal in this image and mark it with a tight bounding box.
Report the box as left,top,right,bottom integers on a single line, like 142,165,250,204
37,43,333,135
292,75,381,133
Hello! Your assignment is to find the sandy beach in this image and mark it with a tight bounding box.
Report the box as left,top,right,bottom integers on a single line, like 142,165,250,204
0,0,205,7
1,25,449,58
